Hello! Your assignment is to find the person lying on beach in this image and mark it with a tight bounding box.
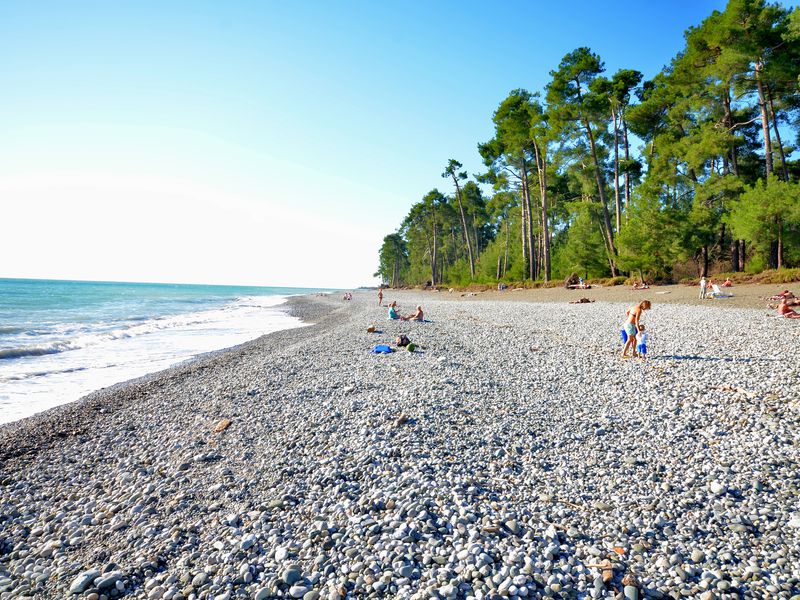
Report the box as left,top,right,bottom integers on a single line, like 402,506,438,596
777,299,800,319
569,297,594,304
622,300,651,358
769,298,800,308
766,290,799,307
767,289,795,300
388,301,400,320
402,306,424,321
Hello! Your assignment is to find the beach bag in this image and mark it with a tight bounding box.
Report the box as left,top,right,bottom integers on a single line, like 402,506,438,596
372,344,392,354
395,334,411,347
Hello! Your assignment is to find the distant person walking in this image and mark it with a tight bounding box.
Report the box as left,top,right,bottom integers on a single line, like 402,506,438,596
699,276,707,299
622,300,651,358
378,289,383,306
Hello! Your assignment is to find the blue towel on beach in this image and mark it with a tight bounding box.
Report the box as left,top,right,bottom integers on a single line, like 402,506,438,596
372,344,392,354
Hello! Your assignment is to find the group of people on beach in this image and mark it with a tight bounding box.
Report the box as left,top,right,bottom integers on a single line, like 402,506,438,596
771,290,800,318
698,276,733,299
377,289,424,321
388,300,424,321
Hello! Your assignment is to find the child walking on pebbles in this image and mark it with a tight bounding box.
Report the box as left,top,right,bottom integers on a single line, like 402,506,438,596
636,324,649,359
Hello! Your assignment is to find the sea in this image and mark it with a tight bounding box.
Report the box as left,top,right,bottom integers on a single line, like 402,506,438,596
0,278,333,425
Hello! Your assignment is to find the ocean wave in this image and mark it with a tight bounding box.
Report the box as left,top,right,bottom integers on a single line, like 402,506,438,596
0,326,26,335
0,341,75,360
0,366,88,381
0,295,289,363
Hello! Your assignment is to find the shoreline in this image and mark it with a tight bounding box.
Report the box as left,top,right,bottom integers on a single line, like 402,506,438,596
1,291,798,599
0,293,345,456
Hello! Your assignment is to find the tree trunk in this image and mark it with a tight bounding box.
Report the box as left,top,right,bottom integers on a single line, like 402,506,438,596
431,206,438,285
583,117,617,274
722,86,739,177
700,245,709,278
575,80,616,273
612,106,621,233
766,83,789,181
731,239,740,273
503,218,509,278
424,231,435,286
496,254,501,280
623,120,631,223
777,218,783,270
520,184,529,280
532,139,551,281
755,62,774,177
739,240,745,272
770,240,779,269
521,158,536,281
450,175,476,278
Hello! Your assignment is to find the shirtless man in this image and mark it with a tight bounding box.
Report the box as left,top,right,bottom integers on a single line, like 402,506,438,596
403,306,424,321
777,298,800,319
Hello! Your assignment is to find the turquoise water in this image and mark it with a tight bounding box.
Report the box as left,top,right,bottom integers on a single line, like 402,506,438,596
0,278,333,424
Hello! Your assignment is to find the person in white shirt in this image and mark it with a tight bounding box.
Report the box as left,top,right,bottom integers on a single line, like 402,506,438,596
636,324,649,358
699,276,707,299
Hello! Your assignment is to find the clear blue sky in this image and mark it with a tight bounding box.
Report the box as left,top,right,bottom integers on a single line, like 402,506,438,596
2,0,789,287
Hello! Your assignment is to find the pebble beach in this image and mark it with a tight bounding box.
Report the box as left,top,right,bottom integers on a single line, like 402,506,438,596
1,291,799,600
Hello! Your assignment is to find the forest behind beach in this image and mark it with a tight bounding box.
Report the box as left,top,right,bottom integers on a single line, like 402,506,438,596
377,0,800,288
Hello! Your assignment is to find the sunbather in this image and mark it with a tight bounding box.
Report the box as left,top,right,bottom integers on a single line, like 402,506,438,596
388,301,400,320
402,306,424,321
569,297,594,304
777,299,800,319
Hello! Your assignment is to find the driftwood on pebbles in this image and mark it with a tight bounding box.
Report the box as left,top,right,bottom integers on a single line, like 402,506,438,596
0,292,798,599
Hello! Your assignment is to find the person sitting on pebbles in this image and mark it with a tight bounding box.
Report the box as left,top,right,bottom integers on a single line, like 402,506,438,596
388,301,400,320
402,306,424,321
777,298,800,319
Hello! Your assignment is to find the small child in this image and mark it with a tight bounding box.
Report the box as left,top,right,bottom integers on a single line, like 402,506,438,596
635,324,649,358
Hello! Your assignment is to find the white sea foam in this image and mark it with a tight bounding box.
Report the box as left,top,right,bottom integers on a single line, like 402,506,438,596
0,294,305,424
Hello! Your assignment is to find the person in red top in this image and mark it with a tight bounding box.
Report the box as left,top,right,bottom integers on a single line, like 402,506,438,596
722,277,733,287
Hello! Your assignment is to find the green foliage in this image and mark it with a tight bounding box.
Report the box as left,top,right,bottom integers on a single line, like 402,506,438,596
376,234,409,287
617,193,679,278
727,177,800,267
556,203,609,278
377,1,800,286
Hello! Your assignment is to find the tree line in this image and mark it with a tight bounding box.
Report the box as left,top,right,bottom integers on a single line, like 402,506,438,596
377,0,800,287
